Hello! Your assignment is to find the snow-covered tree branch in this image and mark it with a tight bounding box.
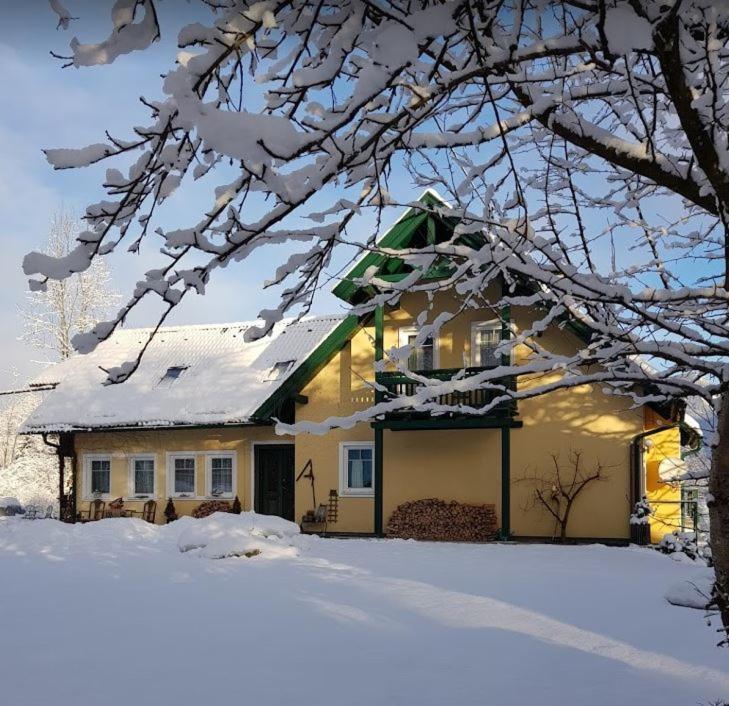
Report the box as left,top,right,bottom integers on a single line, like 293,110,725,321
27,0,729,639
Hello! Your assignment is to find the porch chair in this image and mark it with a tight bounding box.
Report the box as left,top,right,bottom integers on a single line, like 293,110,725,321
141,500,157,524
23,505,39,520
77,499,106,523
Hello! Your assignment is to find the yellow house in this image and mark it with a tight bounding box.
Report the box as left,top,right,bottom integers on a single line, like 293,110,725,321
23,193,697,543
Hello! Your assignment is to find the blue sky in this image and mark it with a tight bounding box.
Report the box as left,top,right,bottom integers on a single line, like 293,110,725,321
1,3,697,391
0,2,417,390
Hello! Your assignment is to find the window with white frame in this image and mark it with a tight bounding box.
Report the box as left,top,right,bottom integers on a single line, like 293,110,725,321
339,443,374,497
170,455,196,497
399,327,436,371
87,456,111,497
471,321,504,367
208,454,234,497
131,457,155,497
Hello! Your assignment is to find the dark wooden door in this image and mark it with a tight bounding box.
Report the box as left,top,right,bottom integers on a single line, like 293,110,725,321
254,445,295,521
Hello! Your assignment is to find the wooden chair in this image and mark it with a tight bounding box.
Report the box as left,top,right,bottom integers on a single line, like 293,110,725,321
23,505,39,520
77,499,106,523
141,500,157,524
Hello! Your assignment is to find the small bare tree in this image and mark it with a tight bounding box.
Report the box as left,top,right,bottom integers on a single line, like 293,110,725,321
518,451,608,543
21,209,119,361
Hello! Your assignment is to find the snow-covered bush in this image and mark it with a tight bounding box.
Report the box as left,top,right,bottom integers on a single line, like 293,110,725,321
0,380,57,509
0,440,57,509
630,496,652,525
177,512,303,560
658,532,700,562
0,498,24,517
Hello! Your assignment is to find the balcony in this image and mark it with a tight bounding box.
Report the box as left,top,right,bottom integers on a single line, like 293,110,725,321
373,367,518,430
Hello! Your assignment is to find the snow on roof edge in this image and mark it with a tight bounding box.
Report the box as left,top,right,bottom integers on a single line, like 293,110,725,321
22,314,346,434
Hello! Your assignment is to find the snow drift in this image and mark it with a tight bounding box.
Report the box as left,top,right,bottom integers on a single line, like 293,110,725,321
177,511,305,559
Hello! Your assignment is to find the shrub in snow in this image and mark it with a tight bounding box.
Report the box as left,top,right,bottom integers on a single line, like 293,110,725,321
230,495,242,514
164,497,178,523
177,512,302,560
192,500,231,518
0,497,24,517
630,496,652,525
658,532,700,562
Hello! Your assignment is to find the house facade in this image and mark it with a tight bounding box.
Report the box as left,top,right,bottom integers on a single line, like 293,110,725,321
24,194,694,543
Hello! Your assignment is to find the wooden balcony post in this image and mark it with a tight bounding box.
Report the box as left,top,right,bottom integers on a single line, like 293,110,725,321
501,424,511,540
374,305,384,536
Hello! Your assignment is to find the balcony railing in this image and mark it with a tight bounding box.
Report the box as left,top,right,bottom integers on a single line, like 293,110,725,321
375,367,516,419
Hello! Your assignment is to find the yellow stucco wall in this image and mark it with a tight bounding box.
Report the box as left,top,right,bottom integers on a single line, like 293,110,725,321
643,409,683,543
73,289,668,541
293,291,645,539
74,425,289,523
295,327,376,533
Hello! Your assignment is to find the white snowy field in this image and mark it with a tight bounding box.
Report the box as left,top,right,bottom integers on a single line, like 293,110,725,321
0,515,726,706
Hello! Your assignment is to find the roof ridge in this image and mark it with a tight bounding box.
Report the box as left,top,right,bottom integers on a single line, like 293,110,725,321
108,313,345,337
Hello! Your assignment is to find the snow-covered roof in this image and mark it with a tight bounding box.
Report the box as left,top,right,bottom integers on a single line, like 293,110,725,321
23,315,344,432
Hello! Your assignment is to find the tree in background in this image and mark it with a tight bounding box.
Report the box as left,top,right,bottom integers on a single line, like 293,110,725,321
0,373,56,508
4,210,119,508
21,209,119,361
26,1,729,640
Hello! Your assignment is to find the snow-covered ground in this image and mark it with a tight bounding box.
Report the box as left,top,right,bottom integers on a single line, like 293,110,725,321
0,514,726,706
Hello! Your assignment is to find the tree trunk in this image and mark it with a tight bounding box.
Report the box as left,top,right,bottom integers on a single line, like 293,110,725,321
709,389,729,642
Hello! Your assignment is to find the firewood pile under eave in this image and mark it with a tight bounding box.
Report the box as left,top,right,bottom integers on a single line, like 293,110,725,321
386,498,498,542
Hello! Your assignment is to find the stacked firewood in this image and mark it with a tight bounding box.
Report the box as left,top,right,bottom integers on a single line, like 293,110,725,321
192,500,232,518
386,498,498,542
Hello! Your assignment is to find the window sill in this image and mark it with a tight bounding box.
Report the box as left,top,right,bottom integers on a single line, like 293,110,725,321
339,491,375,499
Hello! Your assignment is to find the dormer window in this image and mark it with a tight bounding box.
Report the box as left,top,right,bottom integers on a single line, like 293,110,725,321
159,366,188,385
266,360,295,382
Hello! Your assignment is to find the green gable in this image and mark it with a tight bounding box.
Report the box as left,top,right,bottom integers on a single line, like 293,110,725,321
332,191,481,305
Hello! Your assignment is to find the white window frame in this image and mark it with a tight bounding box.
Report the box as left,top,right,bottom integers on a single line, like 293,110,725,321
205,452,237,499
398,326,439,371
339,442,375,498
167,453,199,499
128,454,157,499
471,320,511,367
83,454,112,500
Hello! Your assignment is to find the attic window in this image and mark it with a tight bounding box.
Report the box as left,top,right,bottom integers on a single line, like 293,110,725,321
266,360,295,382
159,366,188,385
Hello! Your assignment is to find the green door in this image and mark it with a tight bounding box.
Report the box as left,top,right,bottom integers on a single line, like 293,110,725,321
254,445,295,521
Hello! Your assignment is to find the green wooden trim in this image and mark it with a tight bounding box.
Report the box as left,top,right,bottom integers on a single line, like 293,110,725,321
372,418,523,431
374,305,385,537
375,306,384,361
252,314,361,422
500,425,511,540
500,296,511,368
332,211,429,303
333,192,449,304
374,427,384,536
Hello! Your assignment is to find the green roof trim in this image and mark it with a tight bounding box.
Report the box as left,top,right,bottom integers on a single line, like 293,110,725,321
251,314,362,422
333,191,458,304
